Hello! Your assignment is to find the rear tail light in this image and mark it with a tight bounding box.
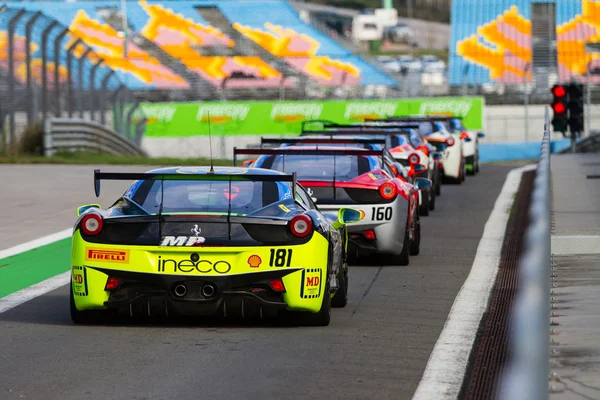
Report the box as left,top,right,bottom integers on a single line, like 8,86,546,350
104,277,121,291
417,145,429,156
290,214,312,238
408,153,420,164
269,279,286,292
81,213,103,236
446,137,455,146
363,229,376,240
460,132,469,140
379,182,397,200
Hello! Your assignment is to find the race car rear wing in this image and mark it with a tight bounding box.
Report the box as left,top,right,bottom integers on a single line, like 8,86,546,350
233,147,385,166
380,116,461,122
93,169,296,198
260,137,387,146
92,169,300,242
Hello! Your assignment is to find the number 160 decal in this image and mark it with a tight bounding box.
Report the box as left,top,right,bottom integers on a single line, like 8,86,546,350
371,206,393,221
269,249,293,267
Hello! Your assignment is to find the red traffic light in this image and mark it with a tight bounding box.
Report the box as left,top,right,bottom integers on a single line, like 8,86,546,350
552,101,566,114
552,85,567,98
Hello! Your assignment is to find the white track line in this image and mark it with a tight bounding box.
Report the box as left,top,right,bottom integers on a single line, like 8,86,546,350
0,272,71,314
0,228,72,260
412,163,538,400
0,229,72,314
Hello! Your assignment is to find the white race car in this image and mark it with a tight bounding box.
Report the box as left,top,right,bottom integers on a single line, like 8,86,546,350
446,118,485,175
420,121,470,184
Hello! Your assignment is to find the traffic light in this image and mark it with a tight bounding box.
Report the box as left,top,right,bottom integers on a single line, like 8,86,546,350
550,84,568,134
567,83,584,134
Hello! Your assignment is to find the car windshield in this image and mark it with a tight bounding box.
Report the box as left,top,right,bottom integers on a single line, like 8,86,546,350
450,119,465,131
129,179,292,214
259,154,376,181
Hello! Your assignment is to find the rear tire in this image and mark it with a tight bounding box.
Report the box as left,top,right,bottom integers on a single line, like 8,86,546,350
419,190,430,216
410,217,421,256
331,266,348,308
435,168,442,195
429,188,436,211
302,284,331,326
392,222,410,266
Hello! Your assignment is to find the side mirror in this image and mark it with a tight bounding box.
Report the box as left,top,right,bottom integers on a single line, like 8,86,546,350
432,152,443,161
478,132,485,138
412,164,426,174
331,208,365,229
77,204,101,216
414,178,432,192
241,159,255,167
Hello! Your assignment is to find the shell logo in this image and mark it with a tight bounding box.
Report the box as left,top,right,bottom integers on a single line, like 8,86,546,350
248,255,262,268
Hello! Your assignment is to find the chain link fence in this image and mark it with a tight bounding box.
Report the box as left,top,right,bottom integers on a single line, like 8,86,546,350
0,6,146,155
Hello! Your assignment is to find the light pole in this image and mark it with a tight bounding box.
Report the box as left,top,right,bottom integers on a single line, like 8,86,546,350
121,0,128,58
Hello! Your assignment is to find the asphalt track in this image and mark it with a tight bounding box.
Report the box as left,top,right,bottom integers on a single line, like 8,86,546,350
0,164,515,400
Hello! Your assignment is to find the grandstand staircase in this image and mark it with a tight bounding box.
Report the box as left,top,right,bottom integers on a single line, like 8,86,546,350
99,9,218,100
196,6,311,97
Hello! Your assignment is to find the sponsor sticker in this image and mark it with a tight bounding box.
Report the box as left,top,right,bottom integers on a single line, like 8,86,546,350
72,266,88,296
368,173,378,180
279,204,291,212
248,255,262,268
160,236,206,246
85,248,130,264
157,254,231,274
300,268,323,299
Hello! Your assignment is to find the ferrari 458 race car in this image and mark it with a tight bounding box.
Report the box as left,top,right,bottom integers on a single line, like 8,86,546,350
258,136,424,185
384,117,470,184
447,117,485,175
233,147,432,265
70,167,365,326
300,123,442,216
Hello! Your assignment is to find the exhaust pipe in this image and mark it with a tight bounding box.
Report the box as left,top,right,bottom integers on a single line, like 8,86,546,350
173,284,187,297
201,284,216,299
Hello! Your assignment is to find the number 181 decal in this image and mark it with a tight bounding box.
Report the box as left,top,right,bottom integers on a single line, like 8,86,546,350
371,206,393,221
269,249,293,267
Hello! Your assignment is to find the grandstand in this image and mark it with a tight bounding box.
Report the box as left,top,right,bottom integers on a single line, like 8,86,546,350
0,0,398,102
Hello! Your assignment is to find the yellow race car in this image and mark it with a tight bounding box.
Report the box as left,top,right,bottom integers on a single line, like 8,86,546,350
70,167,363,326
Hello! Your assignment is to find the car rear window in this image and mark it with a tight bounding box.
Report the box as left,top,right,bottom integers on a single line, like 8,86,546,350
259,154,374,181
130,179,290,214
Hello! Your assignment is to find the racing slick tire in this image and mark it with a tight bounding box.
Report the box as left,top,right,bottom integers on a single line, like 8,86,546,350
429,188,436,211
466,155,476,176
435,169,442,196
391,223,410,266
410,217,421,256
70,289,114,324
331,266,348,308
419,190,430,216
302,284,331,326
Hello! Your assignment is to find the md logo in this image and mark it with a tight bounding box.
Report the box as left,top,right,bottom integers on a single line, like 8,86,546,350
306,276,320,287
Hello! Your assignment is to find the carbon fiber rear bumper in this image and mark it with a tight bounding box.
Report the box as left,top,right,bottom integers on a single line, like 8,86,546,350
90,267,298,317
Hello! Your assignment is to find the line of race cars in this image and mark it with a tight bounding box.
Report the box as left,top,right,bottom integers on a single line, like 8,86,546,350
70,115,484,326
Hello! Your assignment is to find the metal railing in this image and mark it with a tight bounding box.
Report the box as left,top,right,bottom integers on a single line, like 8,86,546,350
0,6,146,153
499,107,552,399
44,118,146,157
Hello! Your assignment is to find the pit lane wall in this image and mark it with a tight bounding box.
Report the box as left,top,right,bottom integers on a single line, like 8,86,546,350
135,97,569,161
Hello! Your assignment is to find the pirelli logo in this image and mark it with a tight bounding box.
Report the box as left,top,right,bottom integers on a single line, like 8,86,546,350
85,248,130,264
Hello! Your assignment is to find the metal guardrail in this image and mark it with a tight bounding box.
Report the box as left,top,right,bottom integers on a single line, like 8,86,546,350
43,118,147,157
499,107,552,399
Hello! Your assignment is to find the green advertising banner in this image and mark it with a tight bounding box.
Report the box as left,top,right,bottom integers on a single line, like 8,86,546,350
138,97,485,138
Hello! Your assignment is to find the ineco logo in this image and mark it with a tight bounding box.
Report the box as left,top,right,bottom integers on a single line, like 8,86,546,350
85,248,130,264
